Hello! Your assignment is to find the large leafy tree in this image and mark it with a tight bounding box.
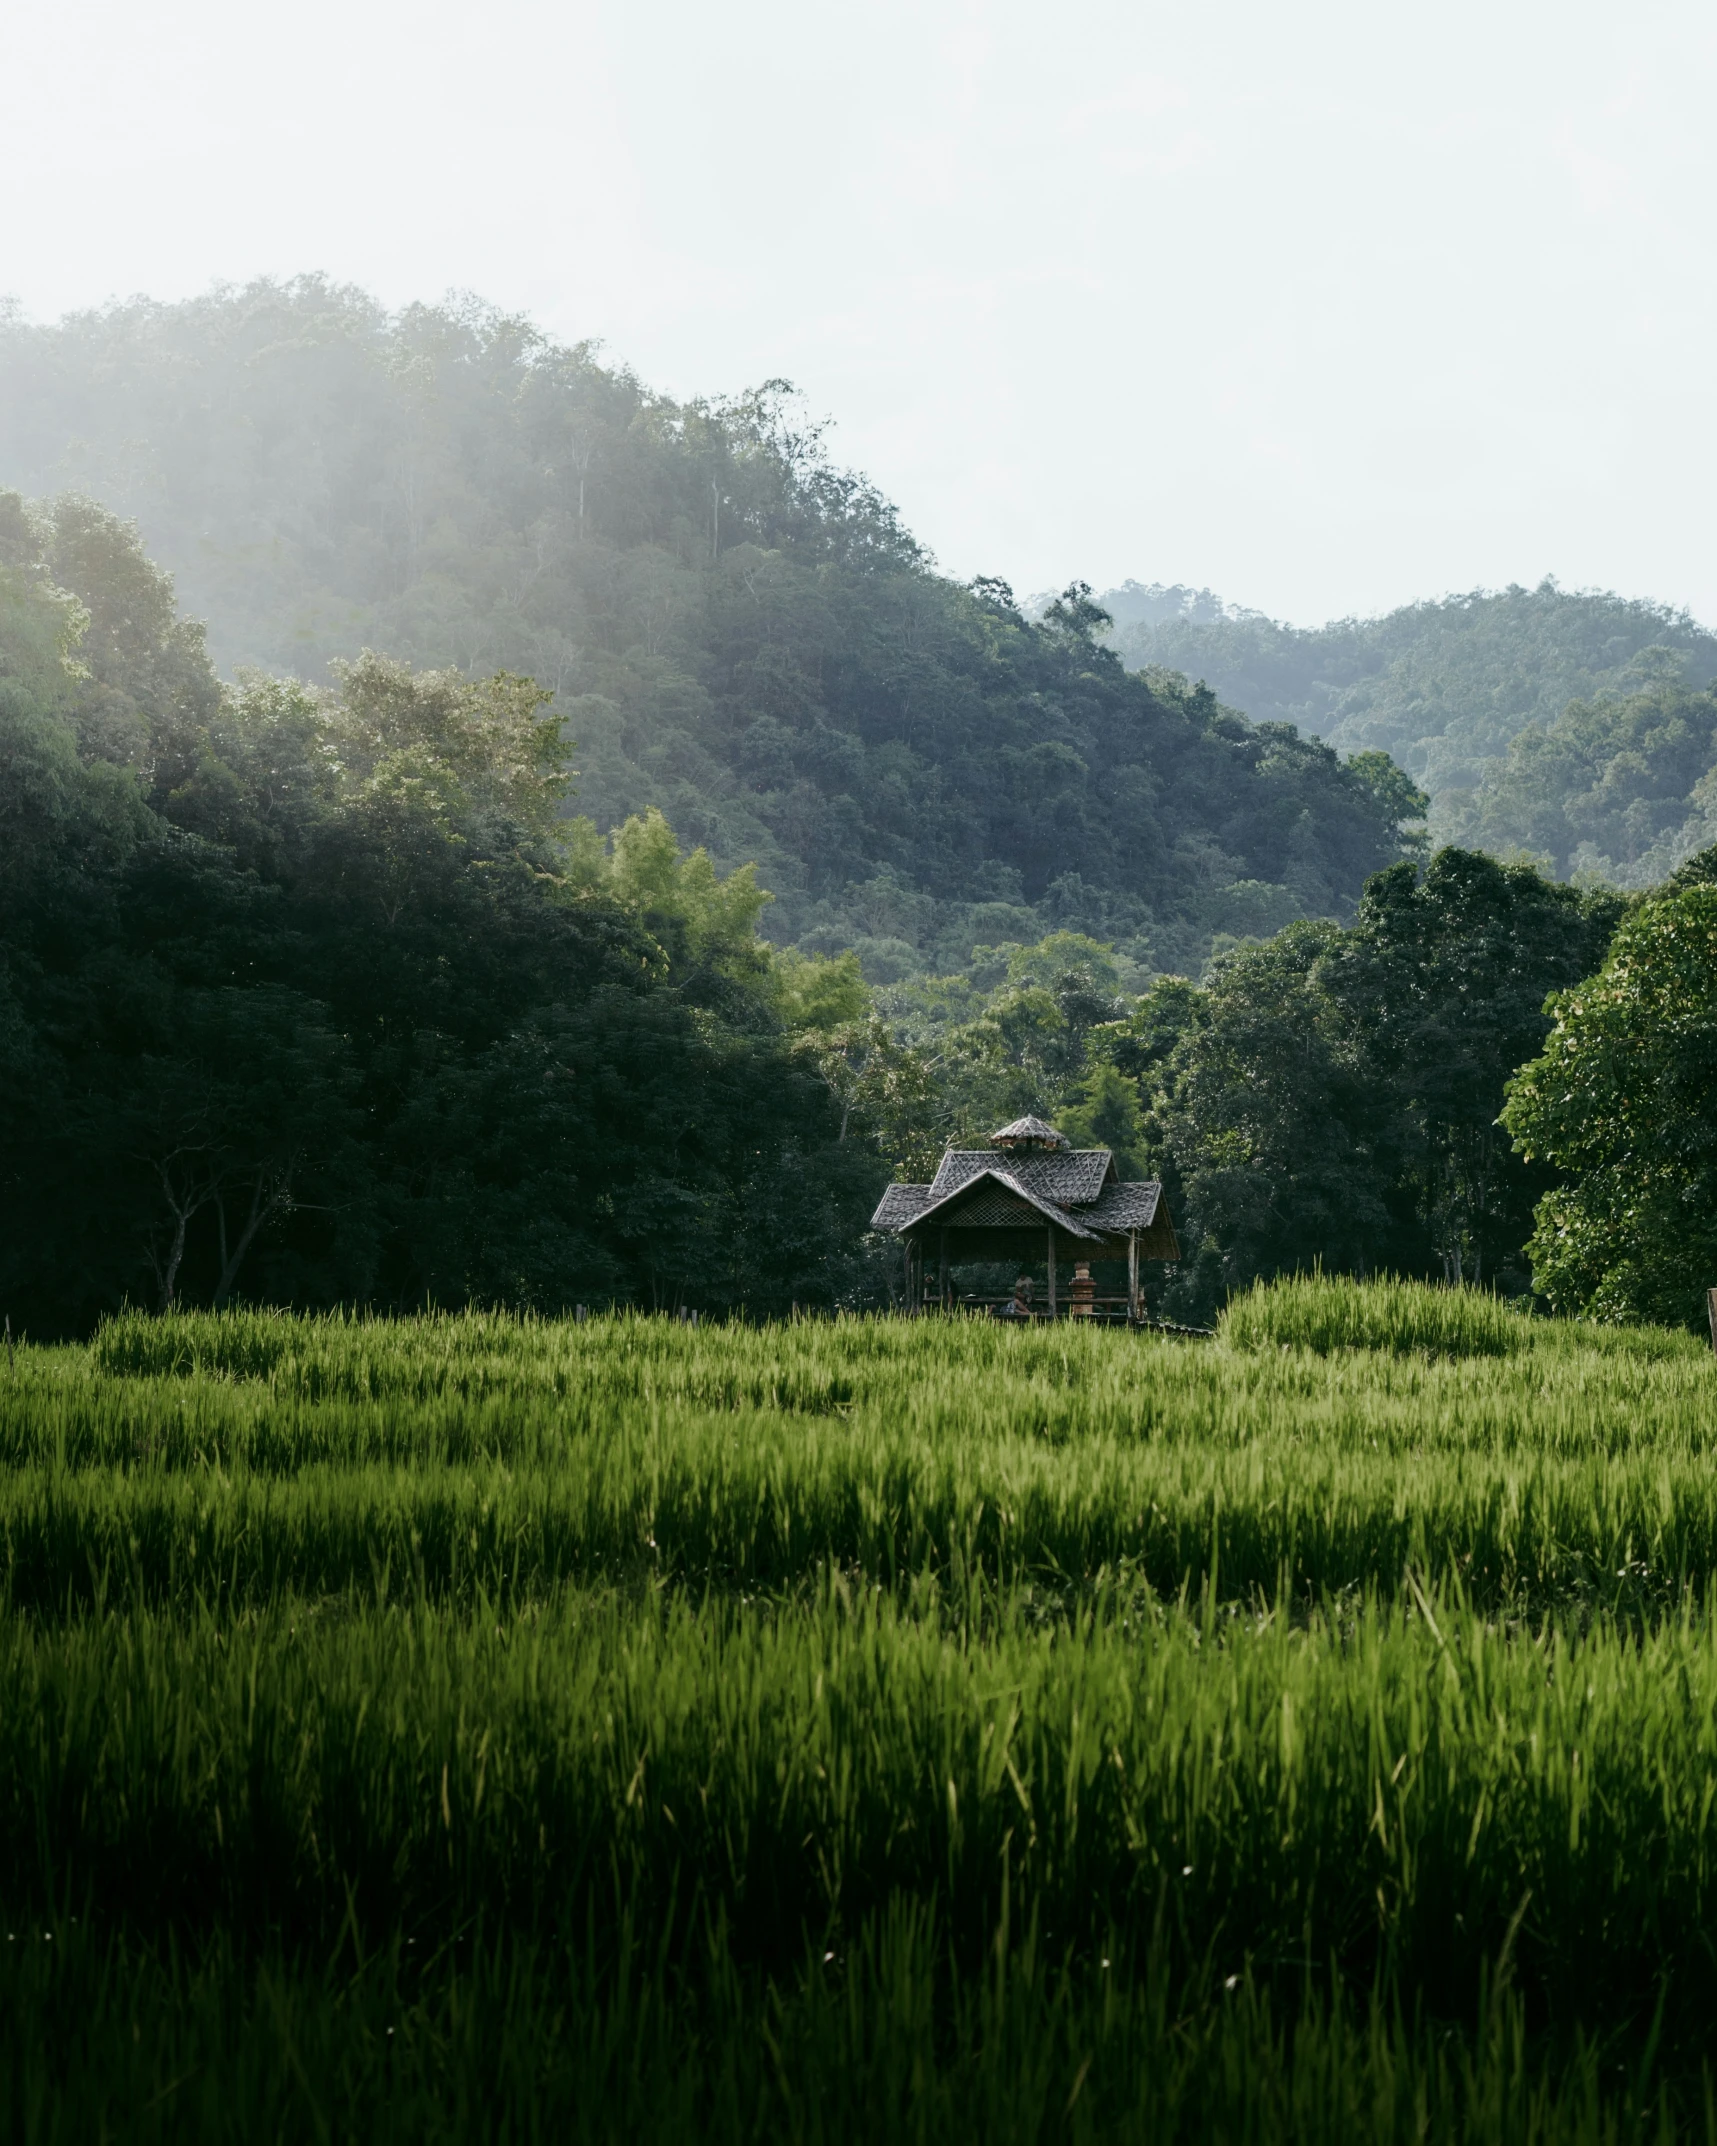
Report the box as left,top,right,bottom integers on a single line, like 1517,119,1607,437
1501,862,1717,1328
1128,850,1622,1319
1318,851,1623,1286
1150,921,1388,1309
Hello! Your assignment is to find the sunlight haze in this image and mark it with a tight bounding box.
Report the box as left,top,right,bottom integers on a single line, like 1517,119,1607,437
6,0,1716,624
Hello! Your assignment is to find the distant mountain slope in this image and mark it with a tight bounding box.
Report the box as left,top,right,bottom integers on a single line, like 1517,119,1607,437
1443,676,1717,886
1101,580,1717,840
0,281,1421,979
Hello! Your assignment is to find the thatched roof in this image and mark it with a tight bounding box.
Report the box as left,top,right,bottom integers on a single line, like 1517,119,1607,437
871,1182,937,1231
989,1115,1068,1150
1077,1180,1166,1232
910,1166,1107,1243
928,1144,1113,1207
871,1124,1176,1258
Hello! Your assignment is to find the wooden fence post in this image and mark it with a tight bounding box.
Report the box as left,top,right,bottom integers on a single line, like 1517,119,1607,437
1708,1287,1717,1358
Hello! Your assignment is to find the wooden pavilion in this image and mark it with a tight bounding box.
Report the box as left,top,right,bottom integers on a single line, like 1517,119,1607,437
870,1116,1180,1321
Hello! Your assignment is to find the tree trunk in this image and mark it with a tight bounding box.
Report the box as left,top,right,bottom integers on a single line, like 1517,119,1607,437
150,1159,211,1312
156,1205,190,1312
212,1163,294,1308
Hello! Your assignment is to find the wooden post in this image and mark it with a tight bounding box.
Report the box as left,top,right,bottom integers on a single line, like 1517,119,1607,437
1046,1230,1057,1319
939,1229,949,1310
1128,1232,1140,1325
1708,1286,1717,1358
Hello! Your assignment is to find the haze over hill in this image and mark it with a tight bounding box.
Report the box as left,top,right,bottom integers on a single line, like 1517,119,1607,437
11,277,1716,943
0,280,1421,981
1101,580,1717,880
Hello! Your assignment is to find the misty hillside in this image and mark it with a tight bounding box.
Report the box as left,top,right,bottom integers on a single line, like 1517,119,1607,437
1102,579,1717,844
0,281,1421,980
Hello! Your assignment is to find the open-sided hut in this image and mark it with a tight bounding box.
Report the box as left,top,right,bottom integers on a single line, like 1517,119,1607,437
870,1116,1180,1320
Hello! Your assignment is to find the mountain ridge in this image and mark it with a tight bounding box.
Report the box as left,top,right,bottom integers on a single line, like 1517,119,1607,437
1098,576,1717,844
0,279,1422,981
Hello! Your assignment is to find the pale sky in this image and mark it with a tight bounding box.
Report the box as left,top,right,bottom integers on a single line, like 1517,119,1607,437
7,0,1717,626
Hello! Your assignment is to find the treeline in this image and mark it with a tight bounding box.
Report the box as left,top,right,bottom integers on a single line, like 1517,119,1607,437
0,280,1423,977
870,855,1608,1318
1120,858,1624,1320
4,284,1715,1332
0,494,890,1337
880,839,1717,1330
4,487,1713,1334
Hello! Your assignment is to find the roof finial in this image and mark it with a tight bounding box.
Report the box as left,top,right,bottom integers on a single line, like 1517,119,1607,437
989,1115,1069,1151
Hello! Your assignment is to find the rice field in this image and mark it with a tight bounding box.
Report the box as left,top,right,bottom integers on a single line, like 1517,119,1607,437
3,1283,1716,2141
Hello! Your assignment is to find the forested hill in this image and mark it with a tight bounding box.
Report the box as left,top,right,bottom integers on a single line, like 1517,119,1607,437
0,280,1420,979
1102,579,1717,842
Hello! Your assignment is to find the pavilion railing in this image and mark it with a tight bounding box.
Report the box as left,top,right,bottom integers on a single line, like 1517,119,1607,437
906,1292,1211,1335
922,1290,1138,1322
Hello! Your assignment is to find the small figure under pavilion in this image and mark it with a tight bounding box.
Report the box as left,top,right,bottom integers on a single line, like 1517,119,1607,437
870,1115,1180,1321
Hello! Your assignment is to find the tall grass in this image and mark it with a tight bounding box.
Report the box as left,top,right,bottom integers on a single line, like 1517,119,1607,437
6,1418,1717,1612
1221,1273,1538,1356
1,1302,1708,1613
1,1913,1669,2146
0,1290,1713,2138
1221,1271,1712,1362
3,1581,1717,2017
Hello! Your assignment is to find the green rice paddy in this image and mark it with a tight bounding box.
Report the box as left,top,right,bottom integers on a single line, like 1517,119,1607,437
3,1284,1715,2140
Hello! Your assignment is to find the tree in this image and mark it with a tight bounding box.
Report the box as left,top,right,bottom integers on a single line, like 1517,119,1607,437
1152,922,1387,1309
1058,1061,1148,1176
1320,849,1622,1287
793,1017,942,1180
112,987,364,1311
1128,851,1623,1321
1501,886,1717,1328
1042,581,1116,646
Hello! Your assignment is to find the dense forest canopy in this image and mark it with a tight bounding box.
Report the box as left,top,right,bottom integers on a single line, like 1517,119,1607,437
1103,579,1717,855
0,491,892,1336
1441,674,1717,885
6,282,1717,1335
7,472,1676,1334
1137,852,1625,1320
867,846,1628,1323
0,280,1424,980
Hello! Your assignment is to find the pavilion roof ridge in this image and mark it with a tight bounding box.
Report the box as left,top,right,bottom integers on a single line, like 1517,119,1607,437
904,1164,1106,1243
